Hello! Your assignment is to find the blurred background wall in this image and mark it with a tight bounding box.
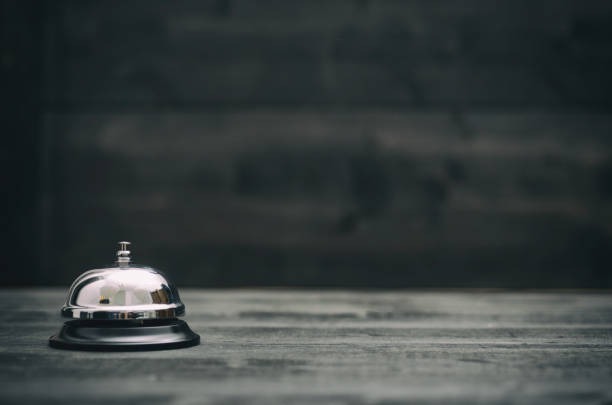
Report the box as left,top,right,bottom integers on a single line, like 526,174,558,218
3,0,612,287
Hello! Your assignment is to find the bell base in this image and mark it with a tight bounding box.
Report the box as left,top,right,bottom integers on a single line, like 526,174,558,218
49,319,200,351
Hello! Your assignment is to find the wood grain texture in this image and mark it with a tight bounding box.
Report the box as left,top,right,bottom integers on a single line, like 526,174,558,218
5,0,612,287
0,289,611,404
43,0,612,108
33,112,612,287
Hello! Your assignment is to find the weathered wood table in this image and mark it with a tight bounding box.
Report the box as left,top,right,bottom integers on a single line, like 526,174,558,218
1,289,611,404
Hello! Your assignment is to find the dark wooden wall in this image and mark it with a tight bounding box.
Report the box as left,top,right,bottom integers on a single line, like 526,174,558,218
3,0,612,287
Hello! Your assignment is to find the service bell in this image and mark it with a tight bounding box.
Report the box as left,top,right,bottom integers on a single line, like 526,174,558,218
49,242,200,350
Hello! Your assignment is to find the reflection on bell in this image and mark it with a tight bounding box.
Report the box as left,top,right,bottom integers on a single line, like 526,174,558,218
49,242,200,351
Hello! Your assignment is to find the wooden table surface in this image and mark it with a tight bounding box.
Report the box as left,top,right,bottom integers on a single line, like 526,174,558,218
1,289,611,404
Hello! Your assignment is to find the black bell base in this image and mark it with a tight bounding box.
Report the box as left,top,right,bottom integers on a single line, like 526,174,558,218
49,319,200,351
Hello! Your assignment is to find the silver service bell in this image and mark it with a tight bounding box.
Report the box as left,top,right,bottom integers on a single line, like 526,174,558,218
49,242,200,351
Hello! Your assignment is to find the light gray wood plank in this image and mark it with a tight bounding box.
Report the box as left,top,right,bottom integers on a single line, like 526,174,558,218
0,289,611,404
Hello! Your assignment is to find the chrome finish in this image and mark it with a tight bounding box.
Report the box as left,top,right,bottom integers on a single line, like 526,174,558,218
61,242,185,320
117,241,131,265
